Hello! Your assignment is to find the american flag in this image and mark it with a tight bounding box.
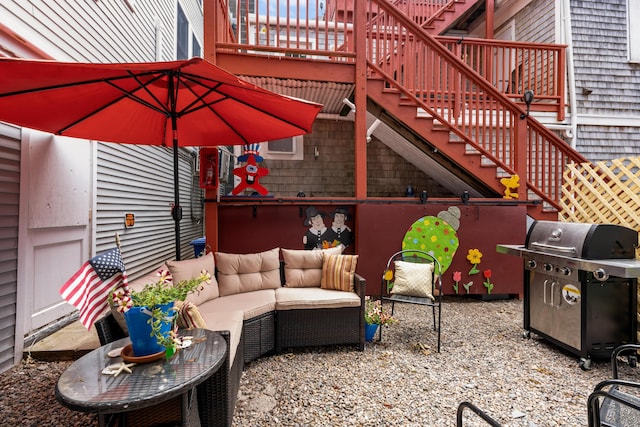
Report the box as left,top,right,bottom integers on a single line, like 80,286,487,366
59,247,128,329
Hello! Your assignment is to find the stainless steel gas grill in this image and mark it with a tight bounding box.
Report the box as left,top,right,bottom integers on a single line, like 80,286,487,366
498,220,639,369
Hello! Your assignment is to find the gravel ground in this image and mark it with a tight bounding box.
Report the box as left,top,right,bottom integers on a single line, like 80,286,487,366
0,298,629,426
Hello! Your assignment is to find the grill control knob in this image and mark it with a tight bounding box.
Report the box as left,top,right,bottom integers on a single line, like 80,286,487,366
593,268,609,282
544,263,553,272
559,266,572,276
527,260,537,269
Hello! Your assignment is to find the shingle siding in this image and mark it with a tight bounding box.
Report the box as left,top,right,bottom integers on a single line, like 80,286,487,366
516,0,555,44
257,119,454,198
570,0,640,161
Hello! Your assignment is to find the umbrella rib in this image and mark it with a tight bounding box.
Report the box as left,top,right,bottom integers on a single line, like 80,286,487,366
0,72,157,99
179,72,311,133
53,73,171,135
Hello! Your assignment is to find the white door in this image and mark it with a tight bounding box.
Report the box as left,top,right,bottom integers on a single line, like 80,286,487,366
18,130,93,333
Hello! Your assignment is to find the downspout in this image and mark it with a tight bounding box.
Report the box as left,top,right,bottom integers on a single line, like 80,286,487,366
561,0,577,148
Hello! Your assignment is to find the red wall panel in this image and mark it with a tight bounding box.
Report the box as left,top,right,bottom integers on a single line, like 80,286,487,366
215,201,526,298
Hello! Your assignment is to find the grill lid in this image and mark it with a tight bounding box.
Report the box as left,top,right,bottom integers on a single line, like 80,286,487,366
525,220,637,259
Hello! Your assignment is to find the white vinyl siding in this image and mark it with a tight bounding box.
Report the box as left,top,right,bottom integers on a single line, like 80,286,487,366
0,123,21,372
96,143,204,279
0,0,178,62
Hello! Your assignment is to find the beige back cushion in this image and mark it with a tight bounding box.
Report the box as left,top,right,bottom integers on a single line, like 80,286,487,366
166,252,219,305
215,248,281,296
282,245,344,287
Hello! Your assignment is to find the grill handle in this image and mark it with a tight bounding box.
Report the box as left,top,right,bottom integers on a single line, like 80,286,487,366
529,242,578,256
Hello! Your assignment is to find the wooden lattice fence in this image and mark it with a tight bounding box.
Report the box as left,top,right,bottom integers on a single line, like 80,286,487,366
560,156,640,340
560,156,640,232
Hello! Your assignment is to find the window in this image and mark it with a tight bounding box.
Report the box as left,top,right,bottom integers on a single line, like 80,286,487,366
176,4,189,59
262,136,304,160
192,35,201,58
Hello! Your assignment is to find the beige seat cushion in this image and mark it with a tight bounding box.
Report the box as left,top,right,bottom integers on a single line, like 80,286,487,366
282,245,344,288
275,287,361,310
197,308,244,368
200,289,276,320
215,248,281,296
166,252,219,305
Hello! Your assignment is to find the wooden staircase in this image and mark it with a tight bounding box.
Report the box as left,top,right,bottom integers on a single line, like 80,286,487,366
366,79,504,195
365,0,589,219
210,0,589,220
420,0,481,35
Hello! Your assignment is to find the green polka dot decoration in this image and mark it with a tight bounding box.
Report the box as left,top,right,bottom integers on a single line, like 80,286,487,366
401,216,459,274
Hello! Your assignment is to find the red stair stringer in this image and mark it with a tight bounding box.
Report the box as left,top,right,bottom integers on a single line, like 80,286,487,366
422,0,481,35
367,78,506,196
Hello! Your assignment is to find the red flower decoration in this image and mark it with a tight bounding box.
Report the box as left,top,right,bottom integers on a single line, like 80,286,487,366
483,269,492,279
453,271,462,282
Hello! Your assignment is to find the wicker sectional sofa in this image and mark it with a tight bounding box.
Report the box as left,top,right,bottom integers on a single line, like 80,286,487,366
96,247,366,426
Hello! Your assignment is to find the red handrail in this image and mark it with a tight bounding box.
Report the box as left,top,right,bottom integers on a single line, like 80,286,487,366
365,0,586,208
210,0,589,210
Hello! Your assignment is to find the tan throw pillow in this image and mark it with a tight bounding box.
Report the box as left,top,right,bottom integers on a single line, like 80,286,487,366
320,253,358,292
215,248,281,296
175,301,208,329
390,260,434,300
282,245,345,287
166,252,219,305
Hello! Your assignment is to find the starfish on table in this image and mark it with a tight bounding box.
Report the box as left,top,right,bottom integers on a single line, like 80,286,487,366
104,362,136,377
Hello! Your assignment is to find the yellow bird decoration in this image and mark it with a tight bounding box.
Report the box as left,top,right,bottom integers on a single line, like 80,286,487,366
500,174,520,199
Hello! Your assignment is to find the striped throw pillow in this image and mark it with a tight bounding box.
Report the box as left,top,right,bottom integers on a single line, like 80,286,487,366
320,254,358,292
175,301,208,329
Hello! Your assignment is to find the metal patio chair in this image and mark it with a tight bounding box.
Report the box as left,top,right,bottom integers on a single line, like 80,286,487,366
588,344,640,426
378,249,442,352
456,402,503,426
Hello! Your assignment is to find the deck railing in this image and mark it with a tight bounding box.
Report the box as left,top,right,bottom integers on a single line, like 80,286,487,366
210,0,587,210
364,0,586,207
437,36,566,120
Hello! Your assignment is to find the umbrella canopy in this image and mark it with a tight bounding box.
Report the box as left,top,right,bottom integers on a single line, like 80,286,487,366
0,57,322,259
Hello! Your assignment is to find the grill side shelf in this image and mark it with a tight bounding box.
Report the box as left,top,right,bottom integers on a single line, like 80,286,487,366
496,244,640,278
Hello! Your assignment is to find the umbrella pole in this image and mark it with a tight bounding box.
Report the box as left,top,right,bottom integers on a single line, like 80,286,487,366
172,135,182,260
169,74,182,260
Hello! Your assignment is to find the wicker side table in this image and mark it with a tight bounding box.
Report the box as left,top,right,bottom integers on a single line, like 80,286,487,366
56,328,226,427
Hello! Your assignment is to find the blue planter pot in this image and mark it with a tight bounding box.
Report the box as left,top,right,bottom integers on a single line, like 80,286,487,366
365,323,379,342
124,302,174,356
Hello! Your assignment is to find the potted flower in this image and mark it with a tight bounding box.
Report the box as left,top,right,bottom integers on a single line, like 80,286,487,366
111,269,211,358
364,296,396,342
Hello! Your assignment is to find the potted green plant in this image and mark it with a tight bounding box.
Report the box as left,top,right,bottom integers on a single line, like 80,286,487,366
364,296,396,342
111,269,211,357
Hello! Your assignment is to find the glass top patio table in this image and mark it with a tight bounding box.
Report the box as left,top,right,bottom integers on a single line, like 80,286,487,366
55,328,226,416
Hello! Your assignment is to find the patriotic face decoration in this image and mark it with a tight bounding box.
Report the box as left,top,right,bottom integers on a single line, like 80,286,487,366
232,144,270,195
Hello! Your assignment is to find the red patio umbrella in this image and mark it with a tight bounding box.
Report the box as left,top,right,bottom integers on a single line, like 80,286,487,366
0,57,322,259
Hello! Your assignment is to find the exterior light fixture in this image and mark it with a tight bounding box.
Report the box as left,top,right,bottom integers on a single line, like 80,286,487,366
520,90,534,119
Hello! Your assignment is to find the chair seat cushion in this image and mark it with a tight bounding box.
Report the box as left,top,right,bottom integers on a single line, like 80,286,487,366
199,289,276,320
275,287,360,310
198,309,244,367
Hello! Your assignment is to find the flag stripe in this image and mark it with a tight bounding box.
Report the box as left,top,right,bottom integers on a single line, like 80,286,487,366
59,248,127,329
